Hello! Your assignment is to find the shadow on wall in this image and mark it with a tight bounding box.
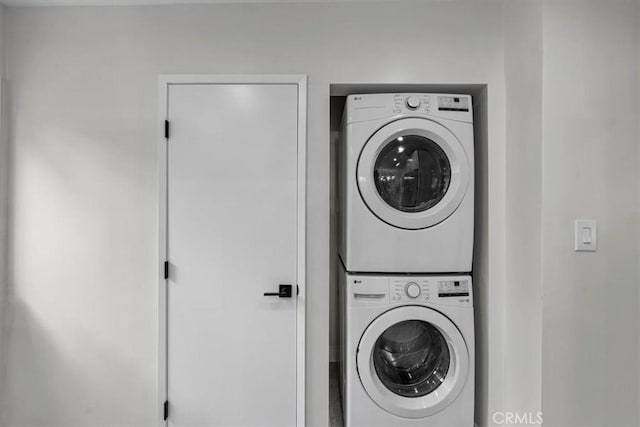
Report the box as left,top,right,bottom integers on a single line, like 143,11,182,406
471,86,489,427
0,80,12,427
1,298,148,426
0,71,158,422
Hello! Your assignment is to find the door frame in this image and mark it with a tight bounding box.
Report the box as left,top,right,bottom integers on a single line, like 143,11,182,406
157,74,307,426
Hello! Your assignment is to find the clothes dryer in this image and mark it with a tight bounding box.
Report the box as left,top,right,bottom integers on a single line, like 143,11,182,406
338,93,474,273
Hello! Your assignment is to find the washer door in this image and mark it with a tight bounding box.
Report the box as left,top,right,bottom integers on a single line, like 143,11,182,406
357,118,470,229
357,306,469,419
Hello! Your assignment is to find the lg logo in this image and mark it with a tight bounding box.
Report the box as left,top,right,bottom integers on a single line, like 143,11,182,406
492,412,543,425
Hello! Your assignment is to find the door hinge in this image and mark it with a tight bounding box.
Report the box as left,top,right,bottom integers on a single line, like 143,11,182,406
164,261,169,280
163,400,168,420
164,120,169,139
297,285,299,295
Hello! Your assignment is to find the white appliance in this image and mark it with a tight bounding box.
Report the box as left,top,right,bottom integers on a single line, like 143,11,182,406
338,93,474,273
339,267,474,426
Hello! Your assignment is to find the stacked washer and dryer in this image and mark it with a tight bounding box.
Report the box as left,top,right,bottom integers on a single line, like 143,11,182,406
338,93,475,426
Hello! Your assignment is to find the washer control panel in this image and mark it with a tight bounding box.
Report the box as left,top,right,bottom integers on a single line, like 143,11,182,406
388,277,472,307
345,93,473,124
391,279,431,302
438,279,470,297
437,95,470,112
392,94,432,114
346,272,472,308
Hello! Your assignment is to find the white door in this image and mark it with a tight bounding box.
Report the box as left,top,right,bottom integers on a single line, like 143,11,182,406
164,81,302,426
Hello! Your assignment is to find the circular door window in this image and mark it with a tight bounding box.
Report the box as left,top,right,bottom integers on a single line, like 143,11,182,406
374,136,451,213
357,118,470,230
373,320,450,397
357,306,469,419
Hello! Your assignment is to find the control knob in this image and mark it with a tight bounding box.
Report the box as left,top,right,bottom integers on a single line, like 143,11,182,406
405,96,421,110
405,282,421,298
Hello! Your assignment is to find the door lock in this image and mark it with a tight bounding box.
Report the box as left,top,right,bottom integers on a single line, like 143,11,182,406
264,284,292,298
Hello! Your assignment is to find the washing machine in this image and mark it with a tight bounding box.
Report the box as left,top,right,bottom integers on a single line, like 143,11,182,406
339,266,474,426
338,93,474,273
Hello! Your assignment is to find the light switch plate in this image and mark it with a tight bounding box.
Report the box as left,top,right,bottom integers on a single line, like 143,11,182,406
574,219,597,251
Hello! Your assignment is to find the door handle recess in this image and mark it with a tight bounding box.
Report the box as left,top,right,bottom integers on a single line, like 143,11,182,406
264,284,292,298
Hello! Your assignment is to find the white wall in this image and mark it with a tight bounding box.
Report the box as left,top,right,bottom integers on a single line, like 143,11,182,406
503,0,543,418
2,2,508,426
541,1,640,426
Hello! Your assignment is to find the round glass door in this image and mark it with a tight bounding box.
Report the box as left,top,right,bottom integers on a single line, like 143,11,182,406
373,320,450,397
357,118,470,230
374,136,451,213
357,306,469,419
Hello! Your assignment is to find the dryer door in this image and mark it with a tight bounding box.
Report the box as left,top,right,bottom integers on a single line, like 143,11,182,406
357,118,470,229
357,305,469,419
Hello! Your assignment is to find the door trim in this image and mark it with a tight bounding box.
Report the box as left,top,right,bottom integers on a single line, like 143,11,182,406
157,74,307,426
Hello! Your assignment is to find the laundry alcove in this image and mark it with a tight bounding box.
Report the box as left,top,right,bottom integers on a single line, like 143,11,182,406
327,83,488,426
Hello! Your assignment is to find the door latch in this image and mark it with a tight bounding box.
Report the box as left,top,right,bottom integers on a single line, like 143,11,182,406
264,284,292,298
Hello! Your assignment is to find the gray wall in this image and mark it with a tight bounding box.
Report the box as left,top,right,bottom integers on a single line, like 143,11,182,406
541,1,640,426
504,0,543,417
0,4,7,421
